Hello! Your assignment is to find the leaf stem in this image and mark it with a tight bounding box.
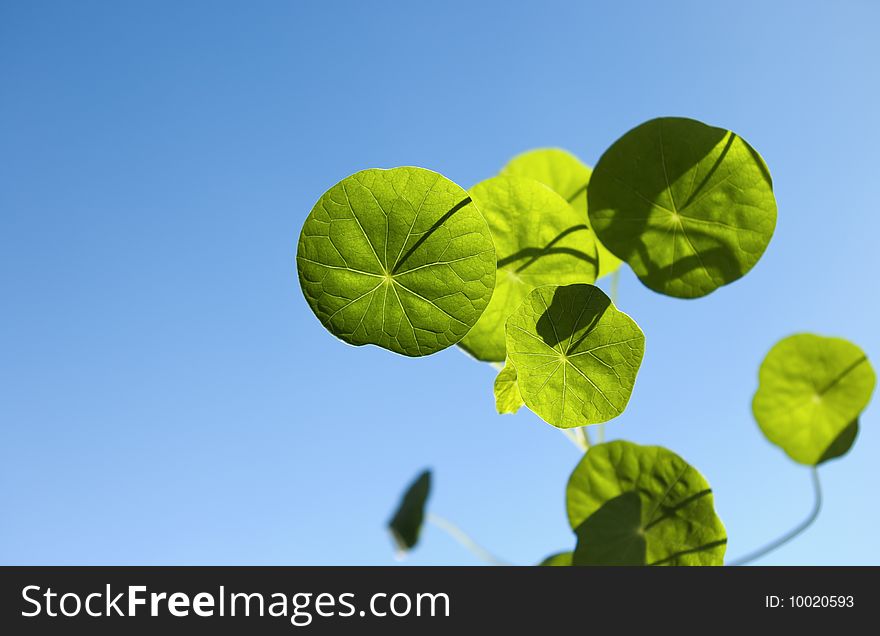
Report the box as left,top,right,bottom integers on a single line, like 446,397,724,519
427,513,511,566
609,269,620,305
727,467,822,566
562,428,590,451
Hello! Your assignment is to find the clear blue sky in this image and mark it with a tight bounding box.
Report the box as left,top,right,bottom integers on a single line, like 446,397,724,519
2,0,878,565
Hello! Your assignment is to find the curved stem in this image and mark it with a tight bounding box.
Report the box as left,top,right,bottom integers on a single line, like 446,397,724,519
427,514,511,566
727,467,822,566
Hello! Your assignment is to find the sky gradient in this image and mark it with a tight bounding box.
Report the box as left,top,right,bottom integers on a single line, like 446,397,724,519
2,0,879,565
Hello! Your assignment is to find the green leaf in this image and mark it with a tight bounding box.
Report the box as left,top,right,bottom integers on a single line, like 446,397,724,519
494,359,524,414
297,167,496,357
502,148,622,278
588,117,777,298
567,441,727,566
818,419,859,464
388,469,431,553
458,176,598,362
752,334,876,465
538,551,572,566
505,284,644,428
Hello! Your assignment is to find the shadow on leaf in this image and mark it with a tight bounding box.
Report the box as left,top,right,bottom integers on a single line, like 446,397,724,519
818,419,859,465
534,284,611,350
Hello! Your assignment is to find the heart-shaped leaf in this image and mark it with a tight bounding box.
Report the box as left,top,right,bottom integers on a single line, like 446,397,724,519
458,175,598,362
588,117,777,298
501,148,621,278
752,334,875,465
388,470,431,553
297,167,496,357
505,284,644,428
567,441,726,566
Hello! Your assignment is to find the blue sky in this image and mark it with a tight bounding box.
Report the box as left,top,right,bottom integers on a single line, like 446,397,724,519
1,0,878,565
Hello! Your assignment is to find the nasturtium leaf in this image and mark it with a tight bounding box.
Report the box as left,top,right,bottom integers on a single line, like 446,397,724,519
502,148,622,278
297,167,496,357
458,176,598,362
588,117,777,298
494,359,523,414
388,470,431,553
538,551,572,566
567,441,727,566
752,334,876,465
505,284,644,428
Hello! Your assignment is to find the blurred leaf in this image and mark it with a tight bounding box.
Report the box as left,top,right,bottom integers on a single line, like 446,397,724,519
753,334,875,465
588,117,776,298
388,470,432,553
501,148,621,278
459,175,598,361
818,419,859,464
567,441,726,566
506,284,644,428
538,551,572,566
297,167,496,357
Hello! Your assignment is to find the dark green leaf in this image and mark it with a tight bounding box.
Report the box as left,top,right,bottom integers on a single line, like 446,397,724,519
388,470,432,553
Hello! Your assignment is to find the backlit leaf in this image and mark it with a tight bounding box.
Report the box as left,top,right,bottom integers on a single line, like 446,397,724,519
297,167,496,357
458,176,598,361
588,117,776,298
505,284,644,428
567,441,726,566
752,334,875,465
494,359,524,414
502,148,621,278
388,470,431,553
538,551,572,566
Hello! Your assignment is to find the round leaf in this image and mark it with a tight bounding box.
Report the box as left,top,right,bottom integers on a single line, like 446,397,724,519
505,284,644,428
567,441,727,566
752,334,875,465
297,167,496,356
588,117,777,298
493,359,523,415
458,176,598,361
502,148,622,278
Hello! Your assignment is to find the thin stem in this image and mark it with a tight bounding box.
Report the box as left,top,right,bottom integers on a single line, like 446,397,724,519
562,427,590,451
580,426,593,448
727,467,822,566
609,269,620,305
427,513,510,566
